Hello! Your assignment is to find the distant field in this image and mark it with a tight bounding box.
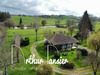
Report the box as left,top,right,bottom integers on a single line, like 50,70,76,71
11,16,74,26
11,16,100,31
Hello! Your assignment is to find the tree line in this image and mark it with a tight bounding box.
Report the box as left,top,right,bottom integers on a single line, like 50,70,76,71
0,11,11,22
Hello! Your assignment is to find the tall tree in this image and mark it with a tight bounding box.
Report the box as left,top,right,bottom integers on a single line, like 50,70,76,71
33,18,39,42
66,20,70,28
87,32,100,57
19,18,22,25
78,11,92,41
79,11,92,32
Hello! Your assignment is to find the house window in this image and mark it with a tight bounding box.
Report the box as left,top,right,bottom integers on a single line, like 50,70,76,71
67,44,73,48
62,44,66,49
71,43,73,47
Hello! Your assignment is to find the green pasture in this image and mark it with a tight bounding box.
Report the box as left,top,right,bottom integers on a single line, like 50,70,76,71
11,16,74,26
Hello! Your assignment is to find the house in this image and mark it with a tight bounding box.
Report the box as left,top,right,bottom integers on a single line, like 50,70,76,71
44,33,79,51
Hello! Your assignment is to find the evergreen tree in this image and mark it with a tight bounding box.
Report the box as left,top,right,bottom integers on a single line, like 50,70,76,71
19,18,22,25
0,11,11,22
79,11,92,32
77,11,92,41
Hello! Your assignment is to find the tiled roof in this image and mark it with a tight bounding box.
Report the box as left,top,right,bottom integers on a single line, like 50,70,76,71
45,33,79,45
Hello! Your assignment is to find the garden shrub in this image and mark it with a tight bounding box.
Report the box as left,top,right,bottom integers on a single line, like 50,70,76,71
80,49,88,56
76,50,81,59
36,62,54,75
62,52,68,56
61,62,75,69
54,51,60,59
77,49,88,56
20,37,29,46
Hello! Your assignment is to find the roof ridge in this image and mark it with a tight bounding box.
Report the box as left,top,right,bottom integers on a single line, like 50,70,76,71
45,33,79,45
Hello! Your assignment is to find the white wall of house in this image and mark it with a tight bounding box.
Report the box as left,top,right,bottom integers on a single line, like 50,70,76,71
62,43,73,49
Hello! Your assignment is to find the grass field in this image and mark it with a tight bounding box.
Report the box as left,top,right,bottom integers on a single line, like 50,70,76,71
11,16,100,32
11,16,74,26
2,28,73,75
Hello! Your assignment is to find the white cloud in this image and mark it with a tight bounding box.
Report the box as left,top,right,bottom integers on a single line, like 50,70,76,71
0,0,100,16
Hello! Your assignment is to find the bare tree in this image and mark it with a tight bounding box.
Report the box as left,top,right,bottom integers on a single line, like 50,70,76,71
0,25,7,56
33,18,40,42
66,20,75,28
33,23,36,28
68,25,74,36
55,19,60,26
66,20,70,28
0,42,11,75
4,19,15,28
14,34,20,63
0,24,11,75
84,53,100,75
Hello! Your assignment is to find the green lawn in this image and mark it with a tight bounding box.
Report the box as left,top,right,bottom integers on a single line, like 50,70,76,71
2,26,99,74
1,28,72,75
36,43,87,69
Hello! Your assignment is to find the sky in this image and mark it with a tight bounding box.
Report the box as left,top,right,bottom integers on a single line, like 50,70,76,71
0,0,100,17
